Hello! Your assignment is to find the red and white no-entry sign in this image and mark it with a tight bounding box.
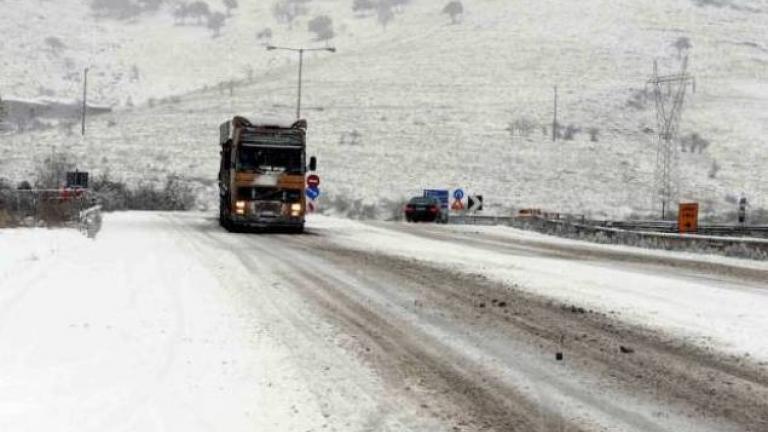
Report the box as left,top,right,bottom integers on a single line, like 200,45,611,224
307,174,320,188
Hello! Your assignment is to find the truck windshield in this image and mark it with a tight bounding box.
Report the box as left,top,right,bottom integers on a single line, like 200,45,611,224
238,147,304,173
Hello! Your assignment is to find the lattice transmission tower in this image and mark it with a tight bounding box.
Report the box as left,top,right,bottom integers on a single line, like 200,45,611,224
647,56,695,219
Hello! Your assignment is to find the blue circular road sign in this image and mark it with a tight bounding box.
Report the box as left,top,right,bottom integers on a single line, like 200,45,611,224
453,189,464,200
306,187,320,200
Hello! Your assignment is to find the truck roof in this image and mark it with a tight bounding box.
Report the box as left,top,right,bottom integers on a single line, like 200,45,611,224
220,116,307,146
230,115,304,129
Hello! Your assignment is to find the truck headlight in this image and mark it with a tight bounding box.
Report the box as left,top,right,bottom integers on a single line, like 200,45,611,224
290,203,302,216
235,201,246,214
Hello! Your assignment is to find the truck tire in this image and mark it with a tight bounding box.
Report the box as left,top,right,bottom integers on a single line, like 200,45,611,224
219,196,233,231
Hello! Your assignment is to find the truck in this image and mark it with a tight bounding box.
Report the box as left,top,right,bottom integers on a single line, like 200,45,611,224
218,116,316,233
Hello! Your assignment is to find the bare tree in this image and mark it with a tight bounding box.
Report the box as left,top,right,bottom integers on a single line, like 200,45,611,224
308,15,334,41
352,0,375,13
442,1,463,24
272,0,310,27
257,27,273,43
223,0,238,16
173,2,189,24
0,94,7,125
91,0,142,19
563,124,581,141
44,36,66,54
207,11,226,37
187,1,211,24
130,64,140,82
377,2,394,29
673,37,692,59
587,127,599,142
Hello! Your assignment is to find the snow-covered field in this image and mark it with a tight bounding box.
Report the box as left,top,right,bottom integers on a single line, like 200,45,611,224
1,212,767,431
2,0,768,217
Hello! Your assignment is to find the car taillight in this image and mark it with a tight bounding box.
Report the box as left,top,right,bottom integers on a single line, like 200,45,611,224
405,205,414,213
429,206,438,213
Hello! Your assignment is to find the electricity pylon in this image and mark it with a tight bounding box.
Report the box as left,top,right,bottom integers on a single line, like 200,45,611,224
647,56,695,219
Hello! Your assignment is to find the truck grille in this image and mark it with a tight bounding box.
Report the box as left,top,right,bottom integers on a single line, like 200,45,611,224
252,202,282,217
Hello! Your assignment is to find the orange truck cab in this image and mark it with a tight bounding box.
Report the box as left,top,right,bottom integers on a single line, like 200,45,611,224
218,116,316,232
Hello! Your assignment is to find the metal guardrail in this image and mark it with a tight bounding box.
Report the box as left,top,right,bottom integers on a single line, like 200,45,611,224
448,215,514,225
79,205,102,238
447,214,768,259
1,189,101,237
580,219,768,237
450,214,768,238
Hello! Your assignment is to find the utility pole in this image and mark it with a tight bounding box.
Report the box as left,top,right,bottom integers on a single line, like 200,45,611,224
552,85,558,142
266,45,336,120
297,49,304,120
648,57,695,219
81,67,89,136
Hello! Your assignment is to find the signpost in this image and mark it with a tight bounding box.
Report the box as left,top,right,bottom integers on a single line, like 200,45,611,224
66,170,89,189
306,174,320,212
451,189,465,211
305,187,320,200
424,189,449,211
738,196,748,225
468,195,483,212
678,202,699,234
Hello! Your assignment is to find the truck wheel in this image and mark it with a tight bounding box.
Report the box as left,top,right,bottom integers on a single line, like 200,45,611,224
219,196,232,231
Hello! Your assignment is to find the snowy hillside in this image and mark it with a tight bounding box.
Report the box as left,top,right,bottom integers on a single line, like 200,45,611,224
1,0,767,218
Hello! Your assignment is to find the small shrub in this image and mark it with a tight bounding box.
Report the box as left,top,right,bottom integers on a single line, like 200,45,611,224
256,27,273,42
507,117,537,139
377,2,394,28
352,0,375,13
680,132,710,153
673,36,692,58
587,127,599,142
187,1,211,24
708,160,720,178
223,0,238,16
272,0,309,26
207,11,226,37
44,36,66,53
91,173,197,211
442,1,463,24
562,124,581,141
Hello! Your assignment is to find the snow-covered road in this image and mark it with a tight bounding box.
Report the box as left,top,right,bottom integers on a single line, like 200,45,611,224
1,212,767,432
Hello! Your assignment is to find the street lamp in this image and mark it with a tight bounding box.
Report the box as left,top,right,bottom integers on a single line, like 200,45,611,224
266,45,336,120
81,67,89,136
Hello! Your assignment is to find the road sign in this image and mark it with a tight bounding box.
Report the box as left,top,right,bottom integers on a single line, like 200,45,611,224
451,199,465,211
468,195,483,212
66,171,89,189
738,197,748,224
453,189,464,200
305,186,320,200
678,202,699,234
424,189,449,210
307,174,320,188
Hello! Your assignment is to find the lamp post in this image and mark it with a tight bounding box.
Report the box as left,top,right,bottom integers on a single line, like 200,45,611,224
266,45,336,120
81,67,89,136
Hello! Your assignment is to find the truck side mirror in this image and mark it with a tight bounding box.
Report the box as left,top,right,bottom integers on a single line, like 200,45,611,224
308,156,317,172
